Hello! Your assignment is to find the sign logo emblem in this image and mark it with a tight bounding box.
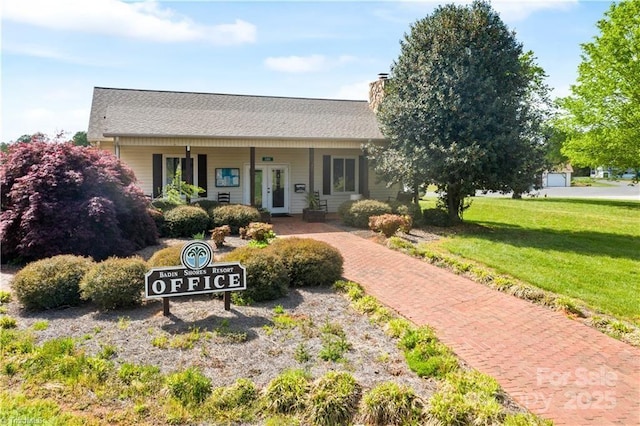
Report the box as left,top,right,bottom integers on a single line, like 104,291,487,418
180,241,213,270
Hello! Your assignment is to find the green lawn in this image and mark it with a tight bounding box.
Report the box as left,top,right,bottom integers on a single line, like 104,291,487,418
421,197,640,323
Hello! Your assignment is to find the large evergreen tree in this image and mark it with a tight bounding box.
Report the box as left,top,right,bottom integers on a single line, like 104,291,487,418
556,0,639,171
375,1,548,222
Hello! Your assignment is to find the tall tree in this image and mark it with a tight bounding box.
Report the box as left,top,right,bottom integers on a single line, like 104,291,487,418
72,131,90,147
376,1,546,221
556,0,640,171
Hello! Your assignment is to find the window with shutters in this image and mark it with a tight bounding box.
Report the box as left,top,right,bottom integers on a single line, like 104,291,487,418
332,157,357,193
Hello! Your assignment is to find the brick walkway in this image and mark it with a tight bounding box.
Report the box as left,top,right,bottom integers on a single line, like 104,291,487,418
272,217,640,425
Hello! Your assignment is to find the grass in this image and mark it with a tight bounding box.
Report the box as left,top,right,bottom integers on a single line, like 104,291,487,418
420,197,640,323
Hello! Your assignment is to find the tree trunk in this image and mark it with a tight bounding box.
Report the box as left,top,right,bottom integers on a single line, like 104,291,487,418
446,184,463,224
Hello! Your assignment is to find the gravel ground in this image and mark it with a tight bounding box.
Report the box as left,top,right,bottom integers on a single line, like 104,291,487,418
2,235,438,399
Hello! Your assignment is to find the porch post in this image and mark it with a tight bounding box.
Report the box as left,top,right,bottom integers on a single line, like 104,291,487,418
185,145,192,203
308,148,315,194
250,147,256,207
114,137,120,158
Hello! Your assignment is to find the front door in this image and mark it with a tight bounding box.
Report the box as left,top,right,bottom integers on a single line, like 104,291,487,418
244,165,289,214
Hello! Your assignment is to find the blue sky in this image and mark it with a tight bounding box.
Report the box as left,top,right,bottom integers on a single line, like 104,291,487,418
1,0,613,143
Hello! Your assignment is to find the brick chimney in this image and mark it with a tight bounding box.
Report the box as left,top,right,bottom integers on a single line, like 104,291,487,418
368,73,388,113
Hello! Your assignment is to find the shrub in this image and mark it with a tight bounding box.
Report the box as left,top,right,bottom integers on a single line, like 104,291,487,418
191,199,220,211
339,199,392,228
423,208,453,227
208,378,258,410
222,246,289,302
211,225,231,248
240,222,275,243
80,257,148,309
369,214,413,237
166,367,212,406
307,371,361,426
164,205,210,238
0,141,157,262
387,200,423,225
268,238,343,287
147,208,168,237
360,382,423,426
12,255,94,310
428,370,504,425
211,204,261,234
263,369,311,414
147,244,185,267
151,198,181,212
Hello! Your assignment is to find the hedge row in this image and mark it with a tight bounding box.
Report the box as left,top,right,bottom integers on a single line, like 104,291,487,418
12,237,344,310
151,202,261,238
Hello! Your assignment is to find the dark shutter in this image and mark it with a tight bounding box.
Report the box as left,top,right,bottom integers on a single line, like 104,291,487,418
197,154,207,197
359,155,369,197
322,155,331,195
152,154,162,198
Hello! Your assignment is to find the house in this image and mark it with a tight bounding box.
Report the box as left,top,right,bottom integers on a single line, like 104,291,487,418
87,78,397,215
542,164,573,187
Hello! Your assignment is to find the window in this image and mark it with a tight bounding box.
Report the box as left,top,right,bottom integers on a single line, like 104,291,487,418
333,158,356,193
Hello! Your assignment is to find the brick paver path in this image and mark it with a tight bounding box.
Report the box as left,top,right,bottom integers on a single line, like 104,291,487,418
273,218,640,425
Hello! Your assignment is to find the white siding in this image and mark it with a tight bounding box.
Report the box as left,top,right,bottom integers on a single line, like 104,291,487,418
107,145,398,213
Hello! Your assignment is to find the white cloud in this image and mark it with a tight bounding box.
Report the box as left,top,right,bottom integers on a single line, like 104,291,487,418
335,80,371,100
1,0,256,45
264,54,357,73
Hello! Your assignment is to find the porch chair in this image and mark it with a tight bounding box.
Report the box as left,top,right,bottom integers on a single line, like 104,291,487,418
313,191,328,212
217,192,231,204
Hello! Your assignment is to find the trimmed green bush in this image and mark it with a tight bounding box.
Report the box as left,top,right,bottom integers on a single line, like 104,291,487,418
307,371,361,426
150,198,181,212
423,208,453,227
164,205,210,237
166,367,212,406
360,382,423,426
191,199,220,211
211,204,261,234
80,257,148,309
12,255,94,310
222,246,289,302
147,208,167,237
147,244,184,267
387,200,423,225
339,199,392,228
262,369,310,414
268,238,343,287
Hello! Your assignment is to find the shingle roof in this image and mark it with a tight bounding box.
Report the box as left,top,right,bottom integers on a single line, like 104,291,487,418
88,87,384,141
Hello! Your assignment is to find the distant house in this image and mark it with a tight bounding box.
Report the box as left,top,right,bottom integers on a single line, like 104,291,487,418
87,78,397,214
542,164,573,187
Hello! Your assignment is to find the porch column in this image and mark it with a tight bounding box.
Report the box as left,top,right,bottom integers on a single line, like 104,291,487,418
114,137,120,158
308,148,315,194
250,147,256,207
185,145,192,203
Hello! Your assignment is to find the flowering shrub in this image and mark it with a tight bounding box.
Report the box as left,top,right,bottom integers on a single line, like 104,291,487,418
12,255,94,310
0,141,157,262
369,214,413,237
211,225,231,248
80,257,148,310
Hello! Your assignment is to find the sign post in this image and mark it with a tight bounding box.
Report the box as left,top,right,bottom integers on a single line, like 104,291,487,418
145,241,246,316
